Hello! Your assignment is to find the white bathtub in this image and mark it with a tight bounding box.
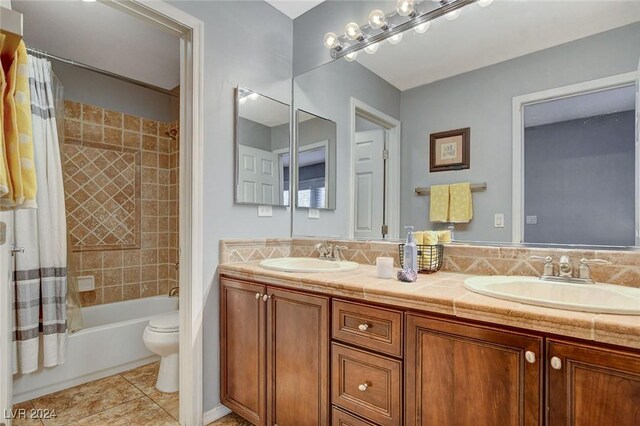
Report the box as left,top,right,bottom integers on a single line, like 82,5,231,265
13,295,178,403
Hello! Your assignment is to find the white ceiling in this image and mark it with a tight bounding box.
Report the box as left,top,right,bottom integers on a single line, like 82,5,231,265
12,1,180,90
266,0,326,18
355,1,640,91
240,95,290,127
524,84,636,127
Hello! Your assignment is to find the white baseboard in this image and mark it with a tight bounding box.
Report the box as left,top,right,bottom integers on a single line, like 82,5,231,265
202,404,231,425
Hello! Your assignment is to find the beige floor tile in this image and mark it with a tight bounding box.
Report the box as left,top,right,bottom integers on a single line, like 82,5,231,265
11,400,44,426
74,396,178,426
122,362,179,420
207,412,253,425
32,375,144,426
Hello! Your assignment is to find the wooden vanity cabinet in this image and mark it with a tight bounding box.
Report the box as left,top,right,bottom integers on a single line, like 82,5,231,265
220,278,330,426
546,339,640,425
405,313,543,426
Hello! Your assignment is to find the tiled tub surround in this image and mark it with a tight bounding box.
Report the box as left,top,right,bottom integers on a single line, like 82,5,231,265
219,239,640,350
64,101,180,306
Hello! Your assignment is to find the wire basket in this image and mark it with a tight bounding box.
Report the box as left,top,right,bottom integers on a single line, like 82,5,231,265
398,244,444,274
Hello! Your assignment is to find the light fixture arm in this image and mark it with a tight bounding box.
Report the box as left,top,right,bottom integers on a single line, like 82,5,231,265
330,0,478,60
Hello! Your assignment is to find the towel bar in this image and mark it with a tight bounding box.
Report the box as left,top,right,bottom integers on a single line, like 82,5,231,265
415,182,487,196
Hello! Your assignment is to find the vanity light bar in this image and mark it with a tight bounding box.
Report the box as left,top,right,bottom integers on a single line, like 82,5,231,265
329,0,479,60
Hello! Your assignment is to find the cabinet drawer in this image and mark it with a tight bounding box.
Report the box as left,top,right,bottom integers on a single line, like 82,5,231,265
331,343,402,426
332,299,403,357
332,407,377,426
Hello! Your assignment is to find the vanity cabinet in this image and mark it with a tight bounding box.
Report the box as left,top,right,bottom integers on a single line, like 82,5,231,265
404,314,543,426
546,339,640,425
220,278,330,426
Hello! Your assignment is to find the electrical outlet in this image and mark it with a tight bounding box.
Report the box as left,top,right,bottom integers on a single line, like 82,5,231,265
494,213,504,228
308,208,320,219
257,205,273,217
526,215,538,225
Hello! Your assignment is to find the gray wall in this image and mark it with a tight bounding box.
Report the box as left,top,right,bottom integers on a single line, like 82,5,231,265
169,0,293,413
238,117,272,151
524,111,635,246
51,61,177,122
400,22,640,242
293,59,401,236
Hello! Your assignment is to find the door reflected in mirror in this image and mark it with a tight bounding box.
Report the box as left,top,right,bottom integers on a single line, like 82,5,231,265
235,86,290,206
295,110,336,210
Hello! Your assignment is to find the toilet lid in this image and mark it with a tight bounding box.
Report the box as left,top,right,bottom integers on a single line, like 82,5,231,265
148,312,179,333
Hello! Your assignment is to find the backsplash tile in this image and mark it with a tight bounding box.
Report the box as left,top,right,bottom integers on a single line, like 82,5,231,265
219,238,640,288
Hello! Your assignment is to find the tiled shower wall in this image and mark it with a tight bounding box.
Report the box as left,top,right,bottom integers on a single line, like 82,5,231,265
64,101,179,306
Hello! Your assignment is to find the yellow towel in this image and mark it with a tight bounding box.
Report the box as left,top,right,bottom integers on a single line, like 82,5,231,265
413,231,425,246
437,230,452,243
449,182,473,223
429,184,450,222
423,230,439,245
1,41,36,209
0,54,10,200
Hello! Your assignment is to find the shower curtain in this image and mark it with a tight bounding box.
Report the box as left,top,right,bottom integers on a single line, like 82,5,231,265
12,55,68,374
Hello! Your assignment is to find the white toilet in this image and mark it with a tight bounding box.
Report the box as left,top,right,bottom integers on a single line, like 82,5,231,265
143,311,179,393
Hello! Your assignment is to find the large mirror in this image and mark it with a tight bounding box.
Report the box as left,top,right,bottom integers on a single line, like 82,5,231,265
295,110,337,210
292,1,640,248
235,86,290,206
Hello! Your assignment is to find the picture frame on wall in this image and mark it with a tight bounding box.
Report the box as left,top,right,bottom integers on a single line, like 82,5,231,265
429,127,470,172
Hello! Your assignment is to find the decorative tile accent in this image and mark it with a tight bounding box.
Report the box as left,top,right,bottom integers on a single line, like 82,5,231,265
64,101,178,306
64,141,140,251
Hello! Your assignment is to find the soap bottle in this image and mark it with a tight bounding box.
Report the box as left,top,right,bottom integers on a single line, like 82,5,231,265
403,226,418,274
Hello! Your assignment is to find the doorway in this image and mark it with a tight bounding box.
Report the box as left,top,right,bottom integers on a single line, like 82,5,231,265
349,98,401,240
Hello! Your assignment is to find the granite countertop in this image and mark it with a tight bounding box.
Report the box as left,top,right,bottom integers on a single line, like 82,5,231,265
219,261,640,351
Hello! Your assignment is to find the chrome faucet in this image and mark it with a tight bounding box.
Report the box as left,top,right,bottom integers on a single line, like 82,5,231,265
528,255,611,284
315,242,348,261
169,286,179,297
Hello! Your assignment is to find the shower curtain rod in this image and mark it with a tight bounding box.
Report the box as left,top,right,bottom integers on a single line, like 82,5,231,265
26,47,178,98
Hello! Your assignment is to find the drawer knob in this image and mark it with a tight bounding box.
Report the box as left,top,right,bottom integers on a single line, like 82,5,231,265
525,351,536,364
550,356,562,370
358,382,368,392
358,323,369,331
255,293,261,299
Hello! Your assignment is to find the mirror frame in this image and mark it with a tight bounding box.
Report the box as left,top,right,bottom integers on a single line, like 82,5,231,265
234,85,292,207
294,108,337,210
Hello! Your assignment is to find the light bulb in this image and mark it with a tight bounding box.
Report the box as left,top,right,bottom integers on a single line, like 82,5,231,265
445,9,461,20
345,22,362,41
248,92,259,101
414,22,430,34
396,0,415,17
323,32,339,49
364,42,379,54
477,0,493,6
368,10,387,29
388,33,403,45
345,51,358,62
238,97,248,105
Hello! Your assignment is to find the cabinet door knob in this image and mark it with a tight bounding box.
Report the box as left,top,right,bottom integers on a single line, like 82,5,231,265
263,294,269,302
525,351,536,364
358,383,368,392
550,356,562,370
358,323,369,331
255,293,261,300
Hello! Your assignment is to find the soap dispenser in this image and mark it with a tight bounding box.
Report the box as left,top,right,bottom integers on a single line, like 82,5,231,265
403,226,418,274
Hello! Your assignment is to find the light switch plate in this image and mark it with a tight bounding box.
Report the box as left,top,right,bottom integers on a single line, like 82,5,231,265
308,208,320,219
494,213,505,228
257,205,273,217
526,215,538,225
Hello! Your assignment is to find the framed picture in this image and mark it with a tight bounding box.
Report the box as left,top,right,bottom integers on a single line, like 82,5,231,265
429,127,470,172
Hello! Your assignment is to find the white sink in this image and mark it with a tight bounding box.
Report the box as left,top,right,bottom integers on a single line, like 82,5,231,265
464,276,640,315
259,257,359,273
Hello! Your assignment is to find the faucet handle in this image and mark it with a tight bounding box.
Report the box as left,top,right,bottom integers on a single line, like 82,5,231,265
579,258,611,281
528,255,554,276
333,245,348,261
314,243,328,258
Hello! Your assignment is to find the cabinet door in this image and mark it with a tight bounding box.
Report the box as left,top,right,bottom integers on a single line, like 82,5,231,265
405,314,543,426
266,288,330,426
547,339,640,425
220,278,266,426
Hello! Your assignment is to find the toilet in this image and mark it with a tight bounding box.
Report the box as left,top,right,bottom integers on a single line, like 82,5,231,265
143,311,179,393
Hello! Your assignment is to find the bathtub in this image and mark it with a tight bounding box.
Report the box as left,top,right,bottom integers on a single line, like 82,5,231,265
13,295,178,403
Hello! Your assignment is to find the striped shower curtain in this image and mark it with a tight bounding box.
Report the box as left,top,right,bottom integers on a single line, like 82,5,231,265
12,55,67,374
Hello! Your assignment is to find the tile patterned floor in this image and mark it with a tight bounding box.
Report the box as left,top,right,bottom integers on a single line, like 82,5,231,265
12,362,178,426
206,412,253,425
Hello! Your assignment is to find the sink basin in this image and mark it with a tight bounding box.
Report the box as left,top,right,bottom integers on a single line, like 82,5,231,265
464,276,640,315
259,257,359,273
